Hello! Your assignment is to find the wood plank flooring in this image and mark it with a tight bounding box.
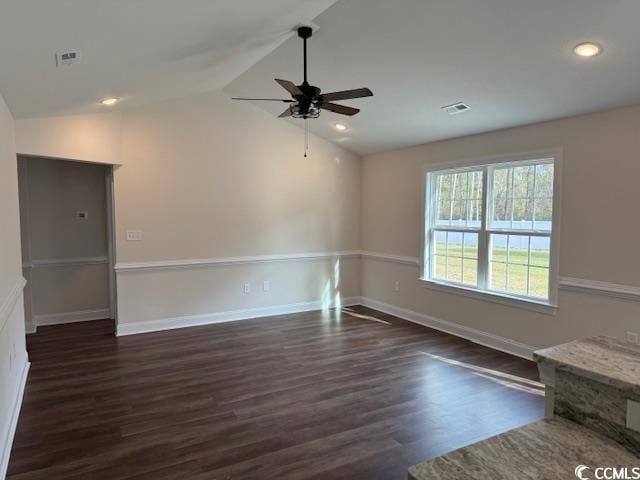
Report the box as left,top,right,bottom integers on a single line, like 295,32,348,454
8,305,544,479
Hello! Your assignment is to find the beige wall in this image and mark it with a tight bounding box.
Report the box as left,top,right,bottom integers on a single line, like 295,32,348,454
15,91,362,331
17,88,639,350
116,91,361,262
0,93,28,478
361,104,640,349
18,157,111,328
15,112,122,166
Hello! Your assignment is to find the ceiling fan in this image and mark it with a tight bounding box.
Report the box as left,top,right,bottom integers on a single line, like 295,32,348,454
232,26,373,120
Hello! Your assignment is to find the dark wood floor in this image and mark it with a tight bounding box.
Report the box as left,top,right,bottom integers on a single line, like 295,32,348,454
8,306,544,480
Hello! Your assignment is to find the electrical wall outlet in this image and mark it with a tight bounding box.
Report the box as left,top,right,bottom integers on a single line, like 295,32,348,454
243,282,251,294
263,281,270,292
394,280,400,292
626,331,639,345
126,229,143,241
76,210,89,220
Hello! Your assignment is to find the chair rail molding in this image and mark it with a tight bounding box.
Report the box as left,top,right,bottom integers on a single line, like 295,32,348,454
357,251,640,304
115,251,361,272
22,256,108,269
0,276,27,332
359,251,420,266
559,277,640,302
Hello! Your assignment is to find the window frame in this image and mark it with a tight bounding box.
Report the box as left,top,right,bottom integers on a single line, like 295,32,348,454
420,150,562,314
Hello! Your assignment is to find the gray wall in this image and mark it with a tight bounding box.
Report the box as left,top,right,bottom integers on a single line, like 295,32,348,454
19,156,111,330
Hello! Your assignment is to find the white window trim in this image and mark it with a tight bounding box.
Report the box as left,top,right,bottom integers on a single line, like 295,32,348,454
419,149,562,315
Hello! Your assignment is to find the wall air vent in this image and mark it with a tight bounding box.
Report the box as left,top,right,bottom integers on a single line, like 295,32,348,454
442,102,471,115
55,51,81,67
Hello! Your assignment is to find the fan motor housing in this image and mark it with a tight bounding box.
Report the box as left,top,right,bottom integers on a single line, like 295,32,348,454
298,84,320,98
298,26,313,39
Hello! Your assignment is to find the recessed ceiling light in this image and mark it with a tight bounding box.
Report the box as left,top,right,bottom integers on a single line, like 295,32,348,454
334,123,348,131
573,42,602,57
100,97,120,106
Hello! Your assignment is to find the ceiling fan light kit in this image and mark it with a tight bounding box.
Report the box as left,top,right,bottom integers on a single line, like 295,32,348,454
232,25,373,156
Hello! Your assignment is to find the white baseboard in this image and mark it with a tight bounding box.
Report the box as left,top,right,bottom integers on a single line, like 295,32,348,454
1,360,30,480
116,296,361,336
360,297,537,360
33,308,111,328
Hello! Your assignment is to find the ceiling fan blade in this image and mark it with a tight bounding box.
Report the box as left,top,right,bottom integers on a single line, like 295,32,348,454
320,88,373,102
321,102,360,116
231,98,294,102
275,79,305,97
278,107,293,118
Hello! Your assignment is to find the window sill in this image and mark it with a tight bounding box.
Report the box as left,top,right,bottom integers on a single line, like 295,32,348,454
418,278,558,316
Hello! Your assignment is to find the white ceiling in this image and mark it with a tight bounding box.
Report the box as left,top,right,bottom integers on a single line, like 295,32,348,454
226,0,640,155
0,0,338,118
2,1,640,156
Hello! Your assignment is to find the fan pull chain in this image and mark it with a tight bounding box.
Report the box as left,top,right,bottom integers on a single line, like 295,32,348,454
304,118,310,158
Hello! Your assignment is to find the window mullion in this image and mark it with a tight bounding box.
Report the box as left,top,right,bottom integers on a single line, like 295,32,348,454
478,166,490,290
426,173,436,279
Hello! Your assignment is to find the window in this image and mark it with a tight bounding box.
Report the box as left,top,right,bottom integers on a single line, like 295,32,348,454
423,154,559,307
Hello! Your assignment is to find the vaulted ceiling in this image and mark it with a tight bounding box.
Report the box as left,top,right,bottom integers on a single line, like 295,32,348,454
227,0,640,154
2,0,640,155
0,0,338,118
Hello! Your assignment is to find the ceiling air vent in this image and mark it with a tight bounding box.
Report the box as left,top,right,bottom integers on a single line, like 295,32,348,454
442,102,471,115
55,51,81,67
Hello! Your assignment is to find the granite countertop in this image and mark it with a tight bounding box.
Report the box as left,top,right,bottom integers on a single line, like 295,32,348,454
534,335,640,392
409,417,639,480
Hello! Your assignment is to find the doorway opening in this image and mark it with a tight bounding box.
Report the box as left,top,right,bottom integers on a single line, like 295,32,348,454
17,155,117,334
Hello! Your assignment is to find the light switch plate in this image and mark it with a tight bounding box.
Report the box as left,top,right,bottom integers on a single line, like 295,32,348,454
126,230,143,241
627,400,640,432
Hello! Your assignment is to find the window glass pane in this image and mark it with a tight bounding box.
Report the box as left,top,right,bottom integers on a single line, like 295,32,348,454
453,172,468,200
438,174,451,200
492,168,509,198
463,259,478,287
529,267,549,298
434,254,446,279
434,170,482,228
489,233,550,299
432,230,478,286
533,197,552,230
508,235,530,266
462,233,478,259
437,200,451,225
450,200,467,225
434,231,447,255
433,231,447,280
530,237,550,267
513,165,535,198
490,162,554,232
490,261,507,291
534,163,554,198
427,161,554,303
490,234,508,262
507,264,528,295
446,256,463,283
